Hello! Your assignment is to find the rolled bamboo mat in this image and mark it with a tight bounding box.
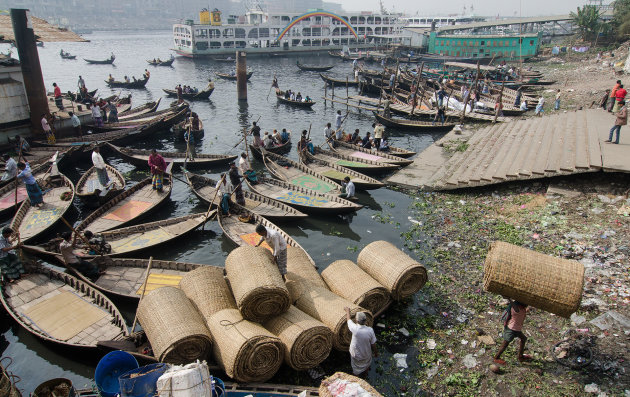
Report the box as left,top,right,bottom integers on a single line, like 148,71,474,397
286,246,328,289
137,287,213,364
357,241,427,300
225,246,290,322
319,372,383,397
484,241,585,318
286,279,373,351
180,266,237,319
207,308,284,383
322,260,391,315
263,305,333,370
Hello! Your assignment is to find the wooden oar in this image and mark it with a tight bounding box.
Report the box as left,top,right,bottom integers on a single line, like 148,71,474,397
266,74,276,101
13,146,23,212
230,115,261,150
60,216,104,256
131,256,153,332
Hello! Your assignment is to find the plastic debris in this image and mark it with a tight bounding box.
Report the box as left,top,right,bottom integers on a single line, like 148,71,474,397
462,354,477,369
393,353,408,369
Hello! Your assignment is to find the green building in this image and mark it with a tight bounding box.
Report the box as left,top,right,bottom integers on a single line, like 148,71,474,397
428,31,542,60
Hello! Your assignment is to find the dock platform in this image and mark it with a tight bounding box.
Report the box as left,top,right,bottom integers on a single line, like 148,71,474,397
387,109,630,191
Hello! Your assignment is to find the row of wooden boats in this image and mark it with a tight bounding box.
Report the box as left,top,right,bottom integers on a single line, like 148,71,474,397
276,91,316,108
105,75,150,89
216,71,253,81
163,87,215,100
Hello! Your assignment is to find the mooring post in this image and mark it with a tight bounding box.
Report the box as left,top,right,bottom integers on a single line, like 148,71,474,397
324,83,327,106
236,51,247,101
11,8,49,132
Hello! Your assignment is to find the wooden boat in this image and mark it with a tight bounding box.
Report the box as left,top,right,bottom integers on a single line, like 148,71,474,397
117,98,161,119
75,164,125,204
215,71,253,81
276,92,315,108
106,143,236,170
212,57,236,63
320,73,360,87
249,133,291,161
373,111,456,132
60,53,76,60
172,120,204,141
328,140,413,166
146,58,174,66
0,263,128,351
218,206,315,266
24,212,212,260
0,163,50,218
62,88,97,101
262,151,341,194
84,56,115,65
312,147,399,174
10,171,75,243
185,171,306,220
300,150,385,190
85,106,188,138
105,76,149,89
296,60,334,72
75,173,172,234
162,87,215,100
341,140,416,158
246,176,362,215
115,106,182,124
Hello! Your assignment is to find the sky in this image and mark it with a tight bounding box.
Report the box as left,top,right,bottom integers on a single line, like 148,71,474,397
340,0,591,17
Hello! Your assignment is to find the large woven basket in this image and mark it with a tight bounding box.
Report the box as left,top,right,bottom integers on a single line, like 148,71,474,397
286,279,373,351
207,308,284,383
483,241,585,318
319,372,383,397
225,246,291,322
357,241,427,300
322,260,391,315
286,246,328,289
263,305,333,370
180,266,237,319
137,287,213,364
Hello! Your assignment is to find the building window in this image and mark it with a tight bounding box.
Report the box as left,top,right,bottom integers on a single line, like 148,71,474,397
480,40,485,46
498,41,503,47
530,40,534,45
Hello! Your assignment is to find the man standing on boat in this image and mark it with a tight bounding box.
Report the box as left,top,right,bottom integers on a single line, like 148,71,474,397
90,102,103,127
255,224,288,280
69,111,82,137
148,149,167,192
228,162,245,206
77,75,85,92
324,122,334,144
239,152,257,184
52,83,64,110
251,121,262,147
92,146,110,188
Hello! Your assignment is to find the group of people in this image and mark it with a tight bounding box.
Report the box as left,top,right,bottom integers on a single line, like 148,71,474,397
279,89,312,103
250,122,290,150
215,153,258,216
605,80,627,144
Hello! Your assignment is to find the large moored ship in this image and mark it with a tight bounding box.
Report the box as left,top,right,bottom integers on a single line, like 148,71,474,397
172,8,406,57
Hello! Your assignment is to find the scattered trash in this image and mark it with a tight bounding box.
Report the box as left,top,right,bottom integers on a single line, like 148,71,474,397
376,323,385,328
426,365,439,379
427,339,436,350
590,311,630,331
462,354,477,369
408,216,422,225
585,383,600,393
570,313,586,325
399,328,410,337
477,335,495,346
393,353,408,369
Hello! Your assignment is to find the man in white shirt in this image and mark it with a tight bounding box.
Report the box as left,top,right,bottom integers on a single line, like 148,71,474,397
255,224,288,278
341,176,356,200
335,110,344,130
2,154,17,181
69,111,82,137
373,122,384,149
323,123,334,143
239,152,251,176
345,307,377,376
41,113,56,144
91,146,110,187
90,103,103,127
215,174,232,216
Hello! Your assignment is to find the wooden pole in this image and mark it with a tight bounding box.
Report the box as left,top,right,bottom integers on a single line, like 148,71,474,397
60,217,103,255
130,256,153,332
393,58,400,92
346,77,349,111
493,82,505,123
324,83,327,106
410,62,424,116
203,174,225,231
461,61,480,122
378,69,386,108
13,148,23,210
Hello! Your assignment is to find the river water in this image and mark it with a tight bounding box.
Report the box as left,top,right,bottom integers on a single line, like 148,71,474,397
0,30,445,393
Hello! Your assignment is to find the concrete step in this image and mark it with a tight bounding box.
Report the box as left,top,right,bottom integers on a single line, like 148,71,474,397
558,112,578,172
507,117,545,178
473,120,523,182
489,116,542,181
481,118,530,181
544,112,570,173
532,112,568,175
440,125,498,187
519,113,558,176
586,109,605,169
574,111,590,169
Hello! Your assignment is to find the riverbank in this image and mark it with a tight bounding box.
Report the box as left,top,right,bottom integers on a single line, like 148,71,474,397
367,172,630,396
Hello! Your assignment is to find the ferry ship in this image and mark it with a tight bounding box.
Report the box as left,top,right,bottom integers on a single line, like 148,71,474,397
172,8,406,57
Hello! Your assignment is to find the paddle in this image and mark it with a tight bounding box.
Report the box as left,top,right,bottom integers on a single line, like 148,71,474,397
230,115,260,151
13,145,23,211
202,173,225,231
131,256,153,332
184,124,191,163
60,216,105,256
266,74,277,101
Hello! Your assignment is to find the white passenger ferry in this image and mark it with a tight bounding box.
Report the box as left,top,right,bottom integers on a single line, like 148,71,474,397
172,8,406,57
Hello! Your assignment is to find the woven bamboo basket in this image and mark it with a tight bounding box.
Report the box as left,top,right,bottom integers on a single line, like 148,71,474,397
286,279,373,351
207,308,284,383
225,246,291,322
180,266,237,319
263,305,333,370
357,241,427,300
286,246,328,289
319,372,383,397
137,287,213,364
322,260,391,315
483,241,585,318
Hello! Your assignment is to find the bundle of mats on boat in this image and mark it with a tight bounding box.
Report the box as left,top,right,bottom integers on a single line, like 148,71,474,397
483,241,585,318
137,287,213,364
180,266,237,317
286,278,373,351
286,246,328,289
225,246,290,322
319,372,384,397
207,308,284,382
322,259,391,315
357,240,427,300
263,306,333,370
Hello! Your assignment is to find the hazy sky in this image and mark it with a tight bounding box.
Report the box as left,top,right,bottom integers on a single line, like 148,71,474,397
341,0,589,17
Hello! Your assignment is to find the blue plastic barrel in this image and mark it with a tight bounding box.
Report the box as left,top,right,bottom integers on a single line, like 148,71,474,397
119,363,169,397
211,377,225,397
95,351,139,397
